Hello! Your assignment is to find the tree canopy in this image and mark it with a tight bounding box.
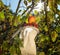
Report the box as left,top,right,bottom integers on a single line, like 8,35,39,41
0,0,60,55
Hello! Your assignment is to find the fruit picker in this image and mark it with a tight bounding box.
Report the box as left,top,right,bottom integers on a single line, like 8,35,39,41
20,15,39,55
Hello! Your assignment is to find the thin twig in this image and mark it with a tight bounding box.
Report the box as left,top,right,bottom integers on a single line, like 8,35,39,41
21,4,32,16
22,0,34,16
27,0,34,16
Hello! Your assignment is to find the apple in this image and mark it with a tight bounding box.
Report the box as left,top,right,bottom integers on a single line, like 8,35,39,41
28,16,36,24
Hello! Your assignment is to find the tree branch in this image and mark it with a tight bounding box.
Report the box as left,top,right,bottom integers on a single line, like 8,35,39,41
21,0,35,16
44,0,51,35
12,0,21,24
21,4,32,16
10,27,22,40
27,0,34,16
16,0,21,14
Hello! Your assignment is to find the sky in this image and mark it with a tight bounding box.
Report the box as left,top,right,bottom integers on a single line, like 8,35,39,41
2,0,60,12
2,0,25,12
2,0,44,12
2,0,19,12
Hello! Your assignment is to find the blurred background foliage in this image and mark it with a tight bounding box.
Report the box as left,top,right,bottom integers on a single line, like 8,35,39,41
0,0,60,55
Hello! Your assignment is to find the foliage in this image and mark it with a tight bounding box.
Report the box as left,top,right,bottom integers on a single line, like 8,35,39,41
0,0,60,55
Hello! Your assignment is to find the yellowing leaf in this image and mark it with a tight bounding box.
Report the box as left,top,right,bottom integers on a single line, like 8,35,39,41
51,31,58,42
25,18,28,23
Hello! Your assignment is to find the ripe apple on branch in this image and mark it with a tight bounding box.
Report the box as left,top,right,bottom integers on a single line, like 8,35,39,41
24,16,38,28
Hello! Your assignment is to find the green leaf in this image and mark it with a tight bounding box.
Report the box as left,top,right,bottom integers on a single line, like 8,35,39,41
28,0,32,2
45,36,50,41
13,20,18,27
0,11,5,21
36,16,41,23
44,25,48,32
0,1,4,8
17,15,21,24
51,31,58,42
39,34,46,42
2,41,9,50
57,0,60,5
9,45,17,55
56,26,60,33
34,10,38,15
38,52,45,55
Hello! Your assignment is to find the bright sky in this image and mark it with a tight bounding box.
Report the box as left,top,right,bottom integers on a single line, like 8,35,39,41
2,0,60,12
2,0,19,12
34,2,44,11
2,0,44,12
